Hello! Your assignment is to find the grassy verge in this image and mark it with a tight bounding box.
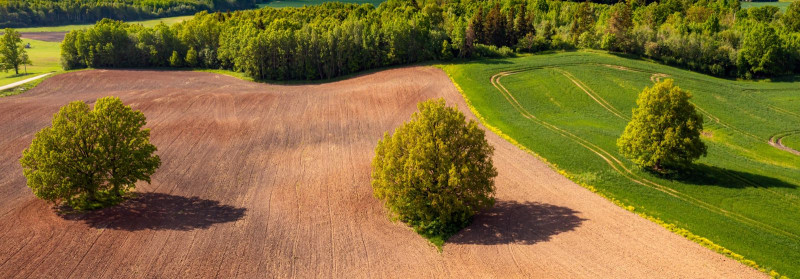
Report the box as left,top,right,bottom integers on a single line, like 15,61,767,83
14,15,194,33
441,51,798,278
0,39,61,88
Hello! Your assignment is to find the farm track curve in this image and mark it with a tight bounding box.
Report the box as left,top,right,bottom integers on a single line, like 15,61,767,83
0,68,765,278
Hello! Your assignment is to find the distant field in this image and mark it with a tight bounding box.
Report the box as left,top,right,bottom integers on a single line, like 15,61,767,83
14,15,194,33
259,0,384,8
0,39,61,88
741,0,794,11
443,51,800,278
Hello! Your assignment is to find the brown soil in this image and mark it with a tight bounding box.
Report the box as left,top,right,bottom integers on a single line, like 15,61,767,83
0,68,765,278
19,32,67,42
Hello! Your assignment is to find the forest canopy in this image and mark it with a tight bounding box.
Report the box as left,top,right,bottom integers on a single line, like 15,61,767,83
59,0,800,80
0,0,257,28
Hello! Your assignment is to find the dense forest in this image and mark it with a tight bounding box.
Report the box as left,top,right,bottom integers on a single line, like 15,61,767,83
60,0,800,80
0,0,257,28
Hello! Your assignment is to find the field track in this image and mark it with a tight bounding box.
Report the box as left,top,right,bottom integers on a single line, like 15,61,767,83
0,68,764,278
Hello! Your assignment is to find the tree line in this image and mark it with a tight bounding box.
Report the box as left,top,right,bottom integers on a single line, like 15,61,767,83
60,0,800,80
0,0,257,28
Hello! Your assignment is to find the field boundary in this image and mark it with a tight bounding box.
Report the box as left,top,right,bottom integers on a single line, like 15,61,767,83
440,66,787,279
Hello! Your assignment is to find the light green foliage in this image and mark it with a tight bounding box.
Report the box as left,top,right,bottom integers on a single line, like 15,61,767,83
617,79,707,171
169,50,182,67
371,98,497,243
185,47,198,67
0,28,31,75
20,97,161,210
784,1,800,32
739,23,783,77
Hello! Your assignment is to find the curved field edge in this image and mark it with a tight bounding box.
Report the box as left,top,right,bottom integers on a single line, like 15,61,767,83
437,62,789,279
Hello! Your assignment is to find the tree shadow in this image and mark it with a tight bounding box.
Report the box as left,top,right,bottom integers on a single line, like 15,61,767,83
447,200,585,245
670,164,797,189
60,192,246,231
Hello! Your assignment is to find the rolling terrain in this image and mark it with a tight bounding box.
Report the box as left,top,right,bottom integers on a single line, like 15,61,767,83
0,67,763,278
443,51,800,277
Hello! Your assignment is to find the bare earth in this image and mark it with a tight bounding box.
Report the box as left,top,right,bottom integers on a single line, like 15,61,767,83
19,32,67,42
0,68,765,278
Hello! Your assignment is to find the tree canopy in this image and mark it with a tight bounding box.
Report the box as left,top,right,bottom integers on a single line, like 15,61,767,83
617,79,707,172
0,28,30,75
59,0,800,80
371,98,497,244
20,97,161,210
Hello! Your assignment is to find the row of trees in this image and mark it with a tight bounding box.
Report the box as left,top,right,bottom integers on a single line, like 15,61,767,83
0,0,257,28
60,0,800,80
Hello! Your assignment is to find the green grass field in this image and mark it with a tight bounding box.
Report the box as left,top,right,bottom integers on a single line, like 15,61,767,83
442,51,800,278
14,15,194,33
782,133,800,151
741,0,794,11
258,0,385,8
0,39,61,88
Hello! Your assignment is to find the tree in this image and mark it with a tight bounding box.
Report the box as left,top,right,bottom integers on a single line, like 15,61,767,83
169,50,183,67
185,47,199,67
371,98,497,243
784,1,800,32
617,79,707,172
0,28,29,75
20,97,161,210
739,23,783,77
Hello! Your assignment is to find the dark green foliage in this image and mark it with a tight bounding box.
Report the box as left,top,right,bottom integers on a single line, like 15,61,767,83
0,0,256,28
20,97,161,210
617,79,706,172
371,98,497,244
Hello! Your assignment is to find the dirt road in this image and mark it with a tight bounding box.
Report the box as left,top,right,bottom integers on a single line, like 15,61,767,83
0,68,764,278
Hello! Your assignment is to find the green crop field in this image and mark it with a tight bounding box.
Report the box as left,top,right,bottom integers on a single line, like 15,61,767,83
442,51,800,278
258,0,384,8
782,133,800,151
741,0,794,11
0,39,61,88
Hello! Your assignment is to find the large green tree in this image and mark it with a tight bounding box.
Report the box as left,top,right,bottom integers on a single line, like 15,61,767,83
371,98,497,243
0,28,31,75
20,97,161,210
617,79,707,172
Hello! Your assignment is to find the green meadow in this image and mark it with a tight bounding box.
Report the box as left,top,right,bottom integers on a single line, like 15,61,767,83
442,51,800,278
741,0,794,12
0,39,61,87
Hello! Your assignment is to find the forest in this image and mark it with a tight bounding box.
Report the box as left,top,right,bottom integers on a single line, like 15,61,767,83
59,0,800,80
0,0,257,28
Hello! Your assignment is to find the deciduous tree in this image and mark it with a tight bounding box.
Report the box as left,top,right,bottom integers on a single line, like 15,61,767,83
617,79,707,172
20,97,161,210
371,98,497,242
0,28,30,75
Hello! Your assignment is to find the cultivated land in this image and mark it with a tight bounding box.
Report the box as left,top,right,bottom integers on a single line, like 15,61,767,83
0,68,763,278
443,51,800,277
741,0,795,11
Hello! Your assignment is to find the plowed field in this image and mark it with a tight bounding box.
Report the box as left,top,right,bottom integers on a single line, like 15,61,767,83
0,68,763,278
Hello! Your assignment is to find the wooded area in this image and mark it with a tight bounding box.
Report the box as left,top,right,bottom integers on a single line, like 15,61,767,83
59,0,800,80
0,0,257,28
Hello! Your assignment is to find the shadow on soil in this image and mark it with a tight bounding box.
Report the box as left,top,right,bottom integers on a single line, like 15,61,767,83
448,200,585,245
61,192,246,231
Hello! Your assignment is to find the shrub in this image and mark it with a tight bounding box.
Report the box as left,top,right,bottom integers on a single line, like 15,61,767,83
371,98,497,244
617,79,707,172
20,97,161,210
